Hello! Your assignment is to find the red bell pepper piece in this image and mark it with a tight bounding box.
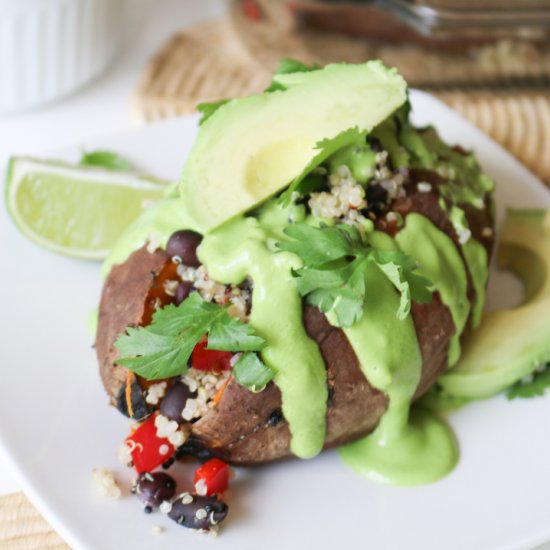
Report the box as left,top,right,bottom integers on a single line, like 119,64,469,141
194,458,230,496
192,339,233,373
125,413,175,474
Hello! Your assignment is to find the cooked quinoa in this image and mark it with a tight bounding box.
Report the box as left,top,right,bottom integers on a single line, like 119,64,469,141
306,147,406,228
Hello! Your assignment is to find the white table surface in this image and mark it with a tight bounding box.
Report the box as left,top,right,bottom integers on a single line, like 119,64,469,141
0,2,549,548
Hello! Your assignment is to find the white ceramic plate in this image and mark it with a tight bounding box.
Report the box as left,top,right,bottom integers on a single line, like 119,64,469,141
1,91,549,550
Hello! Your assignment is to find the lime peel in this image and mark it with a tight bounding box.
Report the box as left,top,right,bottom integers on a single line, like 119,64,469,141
5,157,167,260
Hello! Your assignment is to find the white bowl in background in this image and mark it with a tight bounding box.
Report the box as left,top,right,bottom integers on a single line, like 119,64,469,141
0,0,122,114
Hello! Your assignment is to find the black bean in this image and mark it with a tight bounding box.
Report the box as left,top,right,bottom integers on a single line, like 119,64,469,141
168,494,228,530
136,472,176,509
115,382,152,422
367,136,382,152
160,382,196,422
175,436,214,463
166,230,203,267
267,408,283,427
363,184,389,216
365,184,388,205
175,281,193,305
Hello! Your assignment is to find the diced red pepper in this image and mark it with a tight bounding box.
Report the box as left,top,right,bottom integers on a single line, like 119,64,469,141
125,413,175,474
192,339,233,373
194,458,230,496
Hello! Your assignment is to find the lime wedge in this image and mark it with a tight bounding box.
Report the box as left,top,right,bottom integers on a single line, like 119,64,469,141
5,157,167,259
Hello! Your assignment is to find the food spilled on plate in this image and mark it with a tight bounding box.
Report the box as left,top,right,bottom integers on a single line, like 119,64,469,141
6,59,550,536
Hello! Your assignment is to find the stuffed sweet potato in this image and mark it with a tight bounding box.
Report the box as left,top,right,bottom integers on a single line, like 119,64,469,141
95,62,499,535
96,164,494,465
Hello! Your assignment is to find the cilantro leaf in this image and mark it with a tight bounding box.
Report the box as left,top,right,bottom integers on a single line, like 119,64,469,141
197,99,230,125
265,58,320,92
371,250,433,320
208,315,265,351
278,223,433,327
275,58,320,76
80,150,134,171
115,327,194,380
232,352,276,391
115,293,265,380
506,366,550,400
280,127,366,204
279,223,361,265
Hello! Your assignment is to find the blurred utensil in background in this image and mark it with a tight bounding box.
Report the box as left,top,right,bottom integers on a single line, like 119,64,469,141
231,0,550,86
294,0,550,43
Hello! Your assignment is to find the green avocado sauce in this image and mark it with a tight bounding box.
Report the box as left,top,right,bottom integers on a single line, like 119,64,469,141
396,213,470,367
198,203,328,459
448,206,489,328
372,107,494,209
103,111,493,485
336,230,457,484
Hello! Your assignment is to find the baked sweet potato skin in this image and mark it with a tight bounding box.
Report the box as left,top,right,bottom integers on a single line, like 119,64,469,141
95,172,494,464
95,247,168,405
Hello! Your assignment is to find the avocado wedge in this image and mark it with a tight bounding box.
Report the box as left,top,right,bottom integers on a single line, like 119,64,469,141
439,209,550,399
180,61,407,233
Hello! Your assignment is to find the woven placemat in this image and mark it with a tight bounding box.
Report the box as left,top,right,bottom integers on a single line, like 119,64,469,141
0,492,69,549
134,17,550,186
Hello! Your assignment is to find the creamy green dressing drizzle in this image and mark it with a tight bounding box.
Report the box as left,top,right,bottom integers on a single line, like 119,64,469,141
198,203,327,458
396,213,470,366
102,196,191,278
374,107,495,209
448,206,488,328
336,229,457,483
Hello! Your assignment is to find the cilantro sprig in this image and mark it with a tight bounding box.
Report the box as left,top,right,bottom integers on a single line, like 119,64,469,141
115,292,267,381
277,223,433,327
197,99,231,126
232,352,275,392
506,366,550,400
80,150,134,171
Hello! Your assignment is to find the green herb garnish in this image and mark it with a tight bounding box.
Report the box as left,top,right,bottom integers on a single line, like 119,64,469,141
80,150,134,171
115,292,265,380
197,99,231,126
280,128,366,205
506,366,550,400
277,223,433,327
233,352,276,391
265,58,320,92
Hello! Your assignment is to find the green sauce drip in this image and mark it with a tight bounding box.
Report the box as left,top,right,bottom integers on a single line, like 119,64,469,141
396,213,470,366
198,203,328,459
101,196,193,277
340,407,457,485
337,240,457,484
328,143,377,185
373,108,494,210
370,116,410,169
417,128,494,209
448,206,489,328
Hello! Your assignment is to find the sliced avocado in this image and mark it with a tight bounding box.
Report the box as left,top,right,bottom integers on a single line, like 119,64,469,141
438,209,550,399
180,61,407,233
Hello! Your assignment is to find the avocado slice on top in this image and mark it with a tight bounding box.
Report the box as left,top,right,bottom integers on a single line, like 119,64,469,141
179,61,407,233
